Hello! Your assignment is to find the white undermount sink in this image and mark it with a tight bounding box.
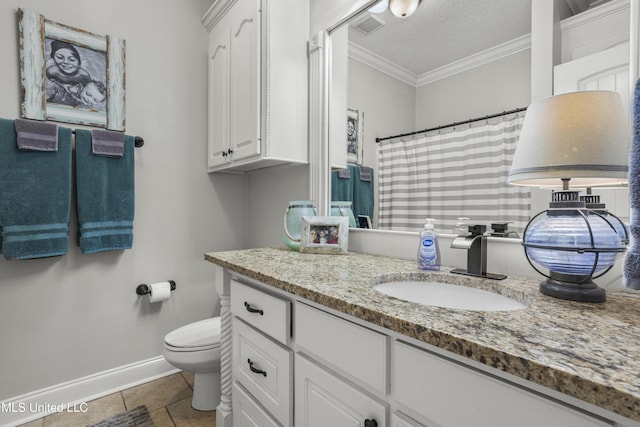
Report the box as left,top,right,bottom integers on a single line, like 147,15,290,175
373,280,527,311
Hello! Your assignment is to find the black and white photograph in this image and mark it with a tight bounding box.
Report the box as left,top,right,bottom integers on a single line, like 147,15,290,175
347,108,363,165
45,38,107,112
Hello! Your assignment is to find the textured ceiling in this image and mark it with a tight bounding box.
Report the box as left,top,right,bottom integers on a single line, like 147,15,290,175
347,0,601,76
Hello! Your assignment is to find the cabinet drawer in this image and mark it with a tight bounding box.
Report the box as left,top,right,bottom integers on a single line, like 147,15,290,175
295,302,389,394
231,279,290,344
233,318,292,427
394,341,613,427
232,382,280,427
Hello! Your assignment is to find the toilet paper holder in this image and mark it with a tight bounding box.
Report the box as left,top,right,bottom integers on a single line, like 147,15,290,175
136,280,176,296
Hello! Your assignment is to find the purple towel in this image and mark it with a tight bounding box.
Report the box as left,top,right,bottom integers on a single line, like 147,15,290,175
337,168,351,179
359,166,372,182
91,129,125,158
14,118,58,152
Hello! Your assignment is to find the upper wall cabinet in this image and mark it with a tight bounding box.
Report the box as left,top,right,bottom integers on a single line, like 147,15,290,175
202,0,309,173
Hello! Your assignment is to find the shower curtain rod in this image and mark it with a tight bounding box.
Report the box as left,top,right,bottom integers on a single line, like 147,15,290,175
375,106,528,143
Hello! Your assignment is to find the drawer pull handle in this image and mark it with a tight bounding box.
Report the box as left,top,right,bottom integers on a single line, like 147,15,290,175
364,419,377,427
247,359,267,377
244,301,264,315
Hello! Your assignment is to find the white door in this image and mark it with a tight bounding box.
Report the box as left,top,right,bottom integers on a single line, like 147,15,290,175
229,0,261,162
294,353,387,427
207,21,230,170
553,42,630,223
554,41,630,113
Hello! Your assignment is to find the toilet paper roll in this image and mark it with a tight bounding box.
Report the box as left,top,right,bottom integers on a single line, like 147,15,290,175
148,281,172,303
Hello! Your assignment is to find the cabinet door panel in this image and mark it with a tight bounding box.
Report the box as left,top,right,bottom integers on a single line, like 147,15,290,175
229,0,261,161
207,24,230,170
295,353,387,427
295,302,388,394
394,341,612,427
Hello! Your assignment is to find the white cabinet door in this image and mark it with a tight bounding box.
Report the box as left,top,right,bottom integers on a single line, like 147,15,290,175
207,21,230,170
228,0,261,162
394,341,613,427
295,353,387,427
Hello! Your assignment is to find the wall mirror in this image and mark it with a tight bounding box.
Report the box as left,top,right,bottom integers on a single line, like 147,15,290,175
321,0,631,236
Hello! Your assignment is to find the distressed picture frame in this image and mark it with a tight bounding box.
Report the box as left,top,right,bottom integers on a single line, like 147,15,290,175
300,216,349,255
347,108,364,165
18,8,126,130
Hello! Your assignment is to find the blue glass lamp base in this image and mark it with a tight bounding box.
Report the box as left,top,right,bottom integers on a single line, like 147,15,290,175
539,274,606,303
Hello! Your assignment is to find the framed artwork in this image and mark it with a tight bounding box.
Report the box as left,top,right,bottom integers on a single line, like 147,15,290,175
347,108,364,165
300,216,349,255
18,8,126,130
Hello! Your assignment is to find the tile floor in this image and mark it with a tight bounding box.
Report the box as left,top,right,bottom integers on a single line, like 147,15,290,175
17,372,216,427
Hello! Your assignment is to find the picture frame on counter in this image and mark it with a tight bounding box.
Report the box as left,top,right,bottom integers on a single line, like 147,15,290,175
300,216,349,255
18,8,126,131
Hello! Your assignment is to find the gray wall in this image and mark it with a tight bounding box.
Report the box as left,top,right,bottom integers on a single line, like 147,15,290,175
415,50,531,129
0,0,248,400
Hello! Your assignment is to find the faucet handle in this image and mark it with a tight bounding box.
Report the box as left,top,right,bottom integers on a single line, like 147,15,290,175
468,224,487,236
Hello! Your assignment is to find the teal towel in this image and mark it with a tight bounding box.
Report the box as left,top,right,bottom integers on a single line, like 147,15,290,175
353,165,374,220
75,129,134,254
331,166,354,202
0,118,72,259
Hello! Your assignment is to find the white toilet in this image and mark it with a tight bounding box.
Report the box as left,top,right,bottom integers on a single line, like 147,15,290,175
163,317,221,411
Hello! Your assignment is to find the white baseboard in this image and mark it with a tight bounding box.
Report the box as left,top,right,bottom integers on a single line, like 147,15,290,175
0,356,179,427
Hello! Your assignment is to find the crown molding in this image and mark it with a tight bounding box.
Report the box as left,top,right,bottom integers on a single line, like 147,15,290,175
560,0,629,33
416,34,531,86
348,42,418,86
348,34,531,88
202,0,237,31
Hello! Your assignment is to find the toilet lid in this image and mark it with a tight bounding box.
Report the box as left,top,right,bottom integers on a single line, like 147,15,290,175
165,317,221,349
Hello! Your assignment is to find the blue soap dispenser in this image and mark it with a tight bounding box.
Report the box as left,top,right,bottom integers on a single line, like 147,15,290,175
418,218,441,270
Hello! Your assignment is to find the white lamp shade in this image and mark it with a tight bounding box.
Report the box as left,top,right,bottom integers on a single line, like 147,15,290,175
507,91,629,187
389,0,420,18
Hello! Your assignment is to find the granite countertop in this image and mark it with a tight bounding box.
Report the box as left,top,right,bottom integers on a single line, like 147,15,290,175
205,247,640,422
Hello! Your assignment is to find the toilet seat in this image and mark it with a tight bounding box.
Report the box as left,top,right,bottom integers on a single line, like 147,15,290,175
164,317,221,352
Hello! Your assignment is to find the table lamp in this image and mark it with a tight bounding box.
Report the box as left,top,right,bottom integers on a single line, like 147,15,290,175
507,91,630,302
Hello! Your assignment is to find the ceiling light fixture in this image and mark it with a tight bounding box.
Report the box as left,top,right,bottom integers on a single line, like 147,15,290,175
389,0,421,18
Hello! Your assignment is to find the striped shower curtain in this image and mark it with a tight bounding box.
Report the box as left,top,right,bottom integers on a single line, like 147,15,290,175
377,115,530,234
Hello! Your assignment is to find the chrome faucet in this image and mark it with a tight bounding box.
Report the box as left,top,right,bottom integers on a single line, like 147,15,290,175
450,224,507,280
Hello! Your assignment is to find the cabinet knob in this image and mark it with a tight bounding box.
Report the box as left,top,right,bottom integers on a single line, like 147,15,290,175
244,301,264,315
222,151,227,157
364,419,377,427
227,148,234,155
247,359,267,377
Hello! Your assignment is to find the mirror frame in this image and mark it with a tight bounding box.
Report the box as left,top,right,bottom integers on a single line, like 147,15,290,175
310,0,640,229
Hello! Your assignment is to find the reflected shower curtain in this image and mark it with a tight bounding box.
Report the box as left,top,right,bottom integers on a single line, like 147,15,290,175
377,115,530,234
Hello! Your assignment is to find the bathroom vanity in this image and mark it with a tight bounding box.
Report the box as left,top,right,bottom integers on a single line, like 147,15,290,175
205,247,640,427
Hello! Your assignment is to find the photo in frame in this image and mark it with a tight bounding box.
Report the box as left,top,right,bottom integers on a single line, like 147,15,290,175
347,108,364,165
300,216,349,255
18,8,126,130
